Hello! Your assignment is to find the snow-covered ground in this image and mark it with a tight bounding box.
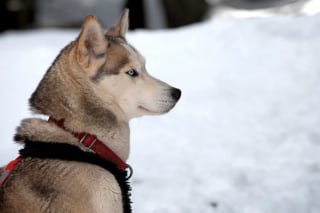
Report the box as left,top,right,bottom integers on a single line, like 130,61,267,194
1,14,320,213
212,0,320,18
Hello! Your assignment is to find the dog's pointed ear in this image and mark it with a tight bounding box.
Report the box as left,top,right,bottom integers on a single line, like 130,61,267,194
106,9,129,38
76,15,107,73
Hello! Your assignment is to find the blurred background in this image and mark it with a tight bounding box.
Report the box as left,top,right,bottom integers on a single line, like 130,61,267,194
1,1,320,213
0,0,319,32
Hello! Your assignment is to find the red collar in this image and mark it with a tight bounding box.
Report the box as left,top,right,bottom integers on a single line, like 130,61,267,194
48,117,128,171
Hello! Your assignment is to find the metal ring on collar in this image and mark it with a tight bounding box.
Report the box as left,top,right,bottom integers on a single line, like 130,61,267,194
125,164,133,180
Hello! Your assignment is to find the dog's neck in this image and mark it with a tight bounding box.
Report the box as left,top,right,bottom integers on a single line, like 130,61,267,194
61,119,130,162
62,77,131,161
63,116,130,162
15,117,130,162
29,46,131,161
48,117,129,169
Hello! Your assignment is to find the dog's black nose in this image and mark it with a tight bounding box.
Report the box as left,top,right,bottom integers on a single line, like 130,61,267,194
171,88,181,101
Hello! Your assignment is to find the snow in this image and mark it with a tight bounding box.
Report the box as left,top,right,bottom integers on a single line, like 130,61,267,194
1,14,320,213
302,0,320,15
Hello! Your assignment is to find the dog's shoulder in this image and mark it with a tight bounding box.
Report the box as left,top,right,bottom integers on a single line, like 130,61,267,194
1,150,122,212
1,118,124,212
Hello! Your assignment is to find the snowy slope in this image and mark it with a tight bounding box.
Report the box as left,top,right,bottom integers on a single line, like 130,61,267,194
1,15,320,213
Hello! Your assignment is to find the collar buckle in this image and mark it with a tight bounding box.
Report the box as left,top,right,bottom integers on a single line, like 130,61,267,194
79,133,97,150
79,133,89,144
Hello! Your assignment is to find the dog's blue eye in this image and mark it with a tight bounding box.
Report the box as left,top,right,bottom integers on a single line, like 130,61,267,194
126,69,138,77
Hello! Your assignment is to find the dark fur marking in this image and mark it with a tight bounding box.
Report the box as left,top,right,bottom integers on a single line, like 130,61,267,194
82,95,118,128
13,134,24,142
105,35,126,44
91,39,130,82
95,52,106,59
91,67,108,82
31,181,57,199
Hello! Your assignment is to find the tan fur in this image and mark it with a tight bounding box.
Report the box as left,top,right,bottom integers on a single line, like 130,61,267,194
0,9,181,212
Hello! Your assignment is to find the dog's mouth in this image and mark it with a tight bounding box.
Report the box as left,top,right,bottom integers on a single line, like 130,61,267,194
138,105,160,114
138,101,176,115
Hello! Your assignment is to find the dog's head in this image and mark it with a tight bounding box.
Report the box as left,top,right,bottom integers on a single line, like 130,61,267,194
30,10,181,123
75,10,181,120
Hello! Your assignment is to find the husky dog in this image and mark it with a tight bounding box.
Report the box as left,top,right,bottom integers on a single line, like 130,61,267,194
0,9,181,213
